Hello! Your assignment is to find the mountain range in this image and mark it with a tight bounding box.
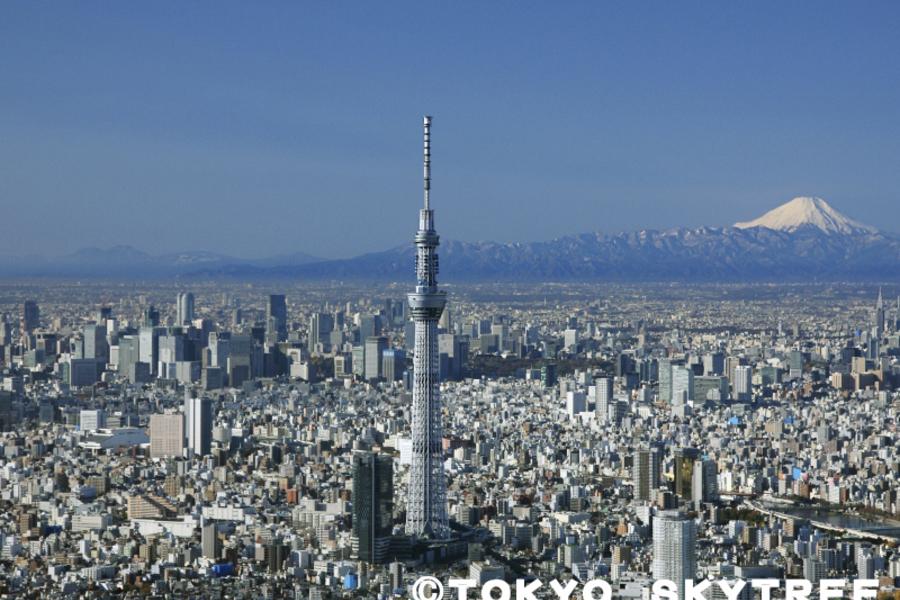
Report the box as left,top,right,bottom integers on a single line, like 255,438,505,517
2,197,898,281
0,246,324,279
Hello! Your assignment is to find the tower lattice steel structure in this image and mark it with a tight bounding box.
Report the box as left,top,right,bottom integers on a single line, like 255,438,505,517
405,115,449,539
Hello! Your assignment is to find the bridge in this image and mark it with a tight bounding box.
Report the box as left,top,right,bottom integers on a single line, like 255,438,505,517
744,500,900,544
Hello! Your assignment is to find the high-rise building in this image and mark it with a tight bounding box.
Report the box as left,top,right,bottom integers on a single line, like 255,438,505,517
382,348,406,382
674,448,701,501
21,300,39,337
803,558,827,585
658,358,672,403
329,325,344,350
857,543,875,578
438,333,465,381
389,562,404,591
79,409,106,432
0,315,12,346
83,324,108,364
895,296,900,332
143,305,160,327
267,294,288,342
186,394,212,457
308,312,334,354
202,521,220,560
633,447,661,502
352,345,365,378
733,365,752,401
208,331,230,369
158,334,185,378
652,511,697,600
787,350,804,380
566,391,586,417
359,314,381,341
334,353,353,378
594,377,613,422
703,352,724,376
671,366,694,406
182,391,193,450
406,116,449,539
117,334,146,383
365,336,388,381
352,452,394,564
438,303,451,331
875,287,885,338
691,458,719,507
139,326,164,376
541,364,557,389
693,376,728,404
68,358,100,387
149,413,185,458
176,292,195,326
563,328,578,353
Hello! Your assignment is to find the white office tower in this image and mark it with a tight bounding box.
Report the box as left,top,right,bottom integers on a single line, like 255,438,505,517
79,409,106,432
691,458,719,507
857,543,875,579
594,377,613,422
405,116,449,539
563,328,578,352
671,366,693,406
176,292,195,326
184,390,212,457
653,511,697,600
875,287,885,337
733,365,752,401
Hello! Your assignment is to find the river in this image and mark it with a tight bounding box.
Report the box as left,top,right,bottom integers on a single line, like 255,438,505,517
762,503,900,541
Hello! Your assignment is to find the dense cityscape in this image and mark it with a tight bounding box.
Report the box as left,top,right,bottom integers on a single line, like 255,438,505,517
7,0,900,597
1,273,899,599
0,117,897,600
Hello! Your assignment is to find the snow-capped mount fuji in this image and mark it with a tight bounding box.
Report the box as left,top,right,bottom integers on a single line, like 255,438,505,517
734,196,878,235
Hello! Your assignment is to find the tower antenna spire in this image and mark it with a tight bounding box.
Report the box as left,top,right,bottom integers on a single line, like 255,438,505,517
423,115,431,210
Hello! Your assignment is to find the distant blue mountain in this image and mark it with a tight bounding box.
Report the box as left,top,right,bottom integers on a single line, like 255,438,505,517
252,225,900,282
190,198,900,281
1,198,897,281
0,246,324,278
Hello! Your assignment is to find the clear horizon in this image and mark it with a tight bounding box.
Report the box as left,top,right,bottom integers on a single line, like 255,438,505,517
2,3,900,260
0,195,888,263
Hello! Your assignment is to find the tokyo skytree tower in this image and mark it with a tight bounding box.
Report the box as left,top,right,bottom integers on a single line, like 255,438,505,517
405,115,449,539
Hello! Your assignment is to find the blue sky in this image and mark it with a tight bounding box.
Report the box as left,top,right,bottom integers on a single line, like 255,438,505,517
1,2,899,259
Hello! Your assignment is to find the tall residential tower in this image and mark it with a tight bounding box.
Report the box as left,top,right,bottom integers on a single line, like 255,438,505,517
405,116,449,539
652,511,697,600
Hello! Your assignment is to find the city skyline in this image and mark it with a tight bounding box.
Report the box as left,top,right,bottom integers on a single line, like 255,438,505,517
3,4,900,596
3,3,900,259
2,276,897,595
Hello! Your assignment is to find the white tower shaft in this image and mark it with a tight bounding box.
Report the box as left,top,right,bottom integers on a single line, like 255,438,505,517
406,115,448,539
